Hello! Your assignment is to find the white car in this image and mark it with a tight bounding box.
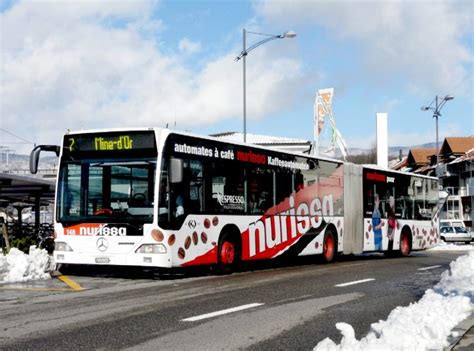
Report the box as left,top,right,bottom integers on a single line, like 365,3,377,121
439,222,472,244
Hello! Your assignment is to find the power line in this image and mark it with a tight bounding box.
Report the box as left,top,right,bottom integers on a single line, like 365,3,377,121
0,128,35,145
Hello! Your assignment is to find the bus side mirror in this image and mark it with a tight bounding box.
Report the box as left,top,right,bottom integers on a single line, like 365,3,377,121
170,158,183,183
30,146,41,174
30,145,60,174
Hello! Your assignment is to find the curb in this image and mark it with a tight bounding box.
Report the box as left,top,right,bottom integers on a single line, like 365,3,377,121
445,314,474,350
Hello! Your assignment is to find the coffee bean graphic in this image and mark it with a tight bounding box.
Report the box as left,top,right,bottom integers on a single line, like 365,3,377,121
178,247,185,259
151,229,164,242
168,234,176,246
192,231,198,245
201,232,208,244
184,236,191,249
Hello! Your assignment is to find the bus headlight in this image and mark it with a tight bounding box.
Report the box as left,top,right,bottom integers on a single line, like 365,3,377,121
136,244,167,254
55,242,73,252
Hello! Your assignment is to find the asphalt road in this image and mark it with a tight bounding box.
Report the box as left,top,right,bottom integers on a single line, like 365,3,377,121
0,250,466,350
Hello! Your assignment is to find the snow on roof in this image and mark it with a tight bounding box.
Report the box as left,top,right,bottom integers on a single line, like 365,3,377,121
448,147,474,164
210,131,311,145
389,156,408,170
413,164,434,174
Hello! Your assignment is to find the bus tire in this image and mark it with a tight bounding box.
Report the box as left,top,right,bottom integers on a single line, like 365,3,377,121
321,229,337,263
399,230,411,257
217,232,240,274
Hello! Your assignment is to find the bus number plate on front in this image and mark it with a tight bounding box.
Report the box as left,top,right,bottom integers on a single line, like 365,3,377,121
95,257,110,264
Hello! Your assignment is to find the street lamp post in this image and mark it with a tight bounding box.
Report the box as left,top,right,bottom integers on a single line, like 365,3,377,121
236,29,296,143
421,95,454,176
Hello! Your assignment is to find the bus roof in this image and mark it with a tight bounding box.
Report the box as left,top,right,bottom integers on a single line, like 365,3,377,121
64,127,436,180
66,127,345,165
361,163,438,180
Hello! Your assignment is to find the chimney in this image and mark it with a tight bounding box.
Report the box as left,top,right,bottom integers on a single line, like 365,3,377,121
376,113,388,169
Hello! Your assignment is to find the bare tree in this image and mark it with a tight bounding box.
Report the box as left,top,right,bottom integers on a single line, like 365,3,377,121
347,142,377,164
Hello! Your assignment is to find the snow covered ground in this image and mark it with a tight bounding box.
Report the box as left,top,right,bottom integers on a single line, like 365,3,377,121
315,245,474,350
0,246,52,283
428,241,474,251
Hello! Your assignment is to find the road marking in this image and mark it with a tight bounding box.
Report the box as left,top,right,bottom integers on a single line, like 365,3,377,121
57,275,84,291
418,265,442,271
335,278,375,287
0,286,76,292
182,303,264,322
276,294,314,304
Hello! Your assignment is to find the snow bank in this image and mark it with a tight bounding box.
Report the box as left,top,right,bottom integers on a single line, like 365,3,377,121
0,246,52,283
428,242,473,251
436,252,474,299
314,251,474,350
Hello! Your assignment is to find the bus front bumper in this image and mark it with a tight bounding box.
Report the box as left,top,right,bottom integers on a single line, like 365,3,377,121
54,251,173,268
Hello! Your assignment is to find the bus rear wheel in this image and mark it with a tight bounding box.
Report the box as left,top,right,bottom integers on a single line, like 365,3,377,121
217,233,240,274
321,230,336,263
399,231,411,257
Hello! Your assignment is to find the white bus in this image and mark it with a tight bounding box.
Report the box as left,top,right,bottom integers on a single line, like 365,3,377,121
30,128,441,272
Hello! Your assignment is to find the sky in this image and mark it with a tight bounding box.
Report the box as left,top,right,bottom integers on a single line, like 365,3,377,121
0,0,473,155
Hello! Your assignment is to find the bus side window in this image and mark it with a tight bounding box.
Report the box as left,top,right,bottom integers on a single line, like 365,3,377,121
209,161,245,214
275,169,293,205
188,160,204,214
426,179,438,219
396,199,406,219
414,200,423,220
248,178,259,214
247,166,274,214
295,172,304,192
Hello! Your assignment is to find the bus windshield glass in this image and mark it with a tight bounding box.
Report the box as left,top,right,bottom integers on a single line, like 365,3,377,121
57,158,156,224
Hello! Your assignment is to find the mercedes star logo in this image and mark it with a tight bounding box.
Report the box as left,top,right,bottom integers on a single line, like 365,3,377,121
96,237,108,252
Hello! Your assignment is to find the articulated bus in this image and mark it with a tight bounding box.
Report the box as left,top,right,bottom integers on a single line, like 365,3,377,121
30,128,441,272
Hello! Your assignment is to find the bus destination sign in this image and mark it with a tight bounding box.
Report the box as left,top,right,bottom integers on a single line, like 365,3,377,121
94,135,134,151
63,131,156,156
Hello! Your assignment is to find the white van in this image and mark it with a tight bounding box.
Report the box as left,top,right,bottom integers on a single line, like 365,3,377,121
439,220,472,244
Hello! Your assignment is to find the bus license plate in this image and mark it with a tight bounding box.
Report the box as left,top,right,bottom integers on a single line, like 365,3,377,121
95,257,110,264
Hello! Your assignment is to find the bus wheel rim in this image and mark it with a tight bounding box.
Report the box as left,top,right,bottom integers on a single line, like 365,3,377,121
220,242,235,265
401,235,408,254
324,235,334,259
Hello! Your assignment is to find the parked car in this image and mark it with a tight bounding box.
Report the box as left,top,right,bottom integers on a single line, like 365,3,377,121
439,221,472,244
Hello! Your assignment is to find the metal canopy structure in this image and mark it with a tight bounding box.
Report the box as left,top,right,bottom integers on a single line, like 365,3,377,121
0,173,55,207
0,173,55,236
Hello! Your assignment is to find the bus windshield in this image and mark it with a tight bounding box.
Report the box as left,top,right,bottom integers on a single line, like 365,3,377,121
57,158,156,224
